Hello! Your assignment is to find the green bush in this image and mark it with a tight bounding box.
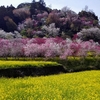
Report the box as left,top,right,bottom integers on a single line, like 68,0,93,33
0,57,100,73
0,61,65,77
45,57,100,72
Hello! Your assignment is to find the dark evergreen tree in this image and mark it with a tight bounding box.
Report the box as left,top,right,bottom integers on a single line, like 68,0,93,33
4,16,17,32
17,3,31,8
39,0,46,7
0,5,16,31
30,2,36,17
32,0,36,3
79,10,98,20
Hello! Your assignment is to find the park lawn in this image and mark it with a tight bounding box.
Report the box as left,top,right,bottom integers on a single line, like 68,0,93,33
0,70,100,100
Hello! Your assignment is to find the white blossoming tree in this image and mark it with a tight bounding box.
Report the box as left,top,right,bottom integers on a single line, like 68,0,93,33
42,23,60,37
77,27,100,43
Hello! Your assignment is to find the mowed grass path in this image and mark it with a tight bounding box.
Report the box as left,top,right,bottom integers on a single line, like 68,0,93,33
0,70,100,100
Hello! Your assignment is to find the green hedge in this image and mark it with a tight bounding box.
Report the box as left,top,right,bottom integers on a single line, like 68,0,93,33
0,61,65,77
0,57,100,74
50,57,100,72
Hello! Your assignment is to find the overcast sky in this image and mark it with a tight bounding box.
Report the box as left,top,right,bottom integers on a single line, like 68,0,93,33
0,0,100,18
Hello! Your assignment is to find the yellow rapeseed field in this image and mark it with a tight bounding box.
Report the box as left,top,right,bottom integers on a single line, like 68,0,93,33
0,61,60,69
0,70,100,100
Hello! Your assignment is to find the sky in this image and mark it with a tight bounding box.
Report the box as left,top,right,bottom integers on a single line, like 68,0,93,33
0,0,100,18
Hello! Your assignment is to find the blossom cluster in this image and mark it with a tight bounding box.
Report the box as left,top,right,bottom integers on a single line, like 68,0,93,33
0,38,100,59
77,27,100,42
0,30,22,39
42,23,60,37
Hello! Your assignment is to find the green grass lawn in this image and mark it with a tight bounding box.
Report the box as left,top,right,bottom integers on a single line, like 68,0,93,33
0,70,100,100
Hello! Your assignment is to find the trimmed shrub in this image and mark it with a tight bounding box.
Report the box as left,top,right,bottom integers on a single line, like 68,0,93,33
0,61,65,77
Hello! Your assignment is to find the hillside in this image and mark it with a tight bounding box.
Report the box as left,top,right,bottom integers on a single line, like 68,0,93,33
0,0,99,39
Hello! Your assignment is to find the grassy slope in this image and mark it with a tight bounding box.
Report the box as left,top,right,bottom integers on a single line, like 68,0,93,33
0,70,100,100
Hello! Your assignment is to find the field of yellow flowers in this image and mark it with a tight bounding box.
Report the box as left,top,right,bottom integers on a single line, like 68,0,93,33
0,70,100,100
0,61,61,69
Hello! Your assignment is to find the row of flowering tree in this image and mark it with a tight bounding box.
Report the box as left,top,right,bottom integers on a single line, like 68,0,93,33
0,38,100,59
